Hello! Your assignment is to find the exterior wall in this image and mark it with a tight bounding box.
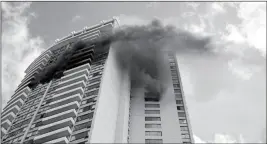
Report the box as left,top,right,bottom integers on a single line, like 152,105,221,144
89,46,130,143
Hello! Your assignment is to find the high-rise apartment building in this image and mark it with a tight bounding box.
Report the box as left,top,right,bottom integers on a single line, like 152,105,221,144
1,18,193,144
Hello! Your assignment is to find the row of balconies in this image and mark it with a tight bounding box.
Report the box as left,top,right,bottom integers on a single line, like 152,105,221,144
29,63,91,144
1,87,32,135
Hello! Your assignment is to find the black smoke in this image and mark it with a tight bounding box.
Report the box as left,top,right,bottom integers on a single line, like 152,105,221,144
28,41,87,88
29,19,212,101
95,19,212,100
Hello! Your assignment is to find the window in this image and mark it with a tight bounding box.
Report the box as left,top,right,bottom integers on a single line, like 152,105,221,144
173,84,179,88
145,104,160,108
145,139,163,144
180,126,189,131
177,106,184,111
183,139,191,142
179,119,187,124
145,131,162,136
71,131,89,141
170,66,176,69
81,97,97,105
181,134,190,139
173,79,179,84
176,100,183,105
178,112,186,117
145,110,160,114
74,121,92,131
145,117,161,121
145,124,161,128
174,89,181,93
89,77,101,84
87,83,100,90
175,94,182,99
170,62,176,66
77,112,94,122
172,75,178,79
79,105,95,113
91,71,102,77
84,90,99,98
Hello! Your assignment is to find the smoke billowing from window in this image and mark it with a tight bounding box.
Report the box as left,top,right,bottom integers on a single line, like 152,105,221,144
29,19,213,101
99,19,213,100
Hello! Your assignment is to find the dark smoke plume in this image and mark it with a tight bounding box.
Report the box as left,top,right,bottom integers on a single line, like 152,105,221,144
94,19,212,100
29,19,212,101
28,41,87,88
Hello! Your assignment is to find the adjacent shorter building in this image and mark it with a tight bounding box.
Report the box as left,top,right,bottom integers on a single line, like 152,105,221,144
1,18,194,144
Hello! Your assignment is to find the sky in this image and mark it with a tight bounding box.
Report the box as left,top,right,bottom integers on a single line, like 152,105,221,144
1,1,266,143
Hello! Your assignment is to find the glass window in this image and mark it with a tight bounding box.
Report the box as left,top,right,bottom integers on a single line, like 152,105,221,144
84,90,98,98
173,84,179,88
79,105,95,113
145,117,161,121
145,110,160,114
175,94,182,99
87,83,100,90
179,119,187,124
174,89,181,93
181,134,190,139
81,97,97,105
89,77,101,84
173,79,179,84
145,139,163,144
74,121,92,131
145,124,161,128
145,104,160,108
176,100,183,105
170,62,176,66
178,112,186,117
146,131,162,136
180,126,189,131
71,131,89,141
77,112,94,122
145,131,162,136
177,106,184,111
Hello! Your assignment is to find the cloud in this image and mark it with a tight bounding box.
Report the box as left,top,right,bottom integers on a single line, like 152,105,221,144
194,134,247,143
71,15,82,22
1,2,45,109
237,2,266,56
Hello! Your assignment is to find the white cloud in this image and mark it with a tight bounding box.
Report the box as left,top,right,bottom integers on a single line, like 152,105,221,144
2,2,45,109
237,2,266,56
211,3,226,15
194,134,247,143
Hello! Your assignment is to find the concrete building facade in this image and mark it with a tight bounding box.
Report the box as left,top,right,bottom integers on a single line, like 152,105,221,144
1,18,193,144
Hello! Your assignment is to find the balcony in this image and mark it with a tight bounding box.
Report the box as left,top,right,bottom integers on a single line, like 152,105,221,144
11,87,30,98
34,127,72,144
2,127,7,135
1,119,12,130
44,101,80,118
61,69,89,82
38,117,75,135
59,75,88,88
144,92,160,102
49,94,82,109
44,137,69,144
42,109,77,126
2,105,20,118
52,87,84,102
25,52,51,73
15,82,31,93
63,63,90,76
67,58,92,70
1,112,15,122
54,81,85,95
4,98,24,112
